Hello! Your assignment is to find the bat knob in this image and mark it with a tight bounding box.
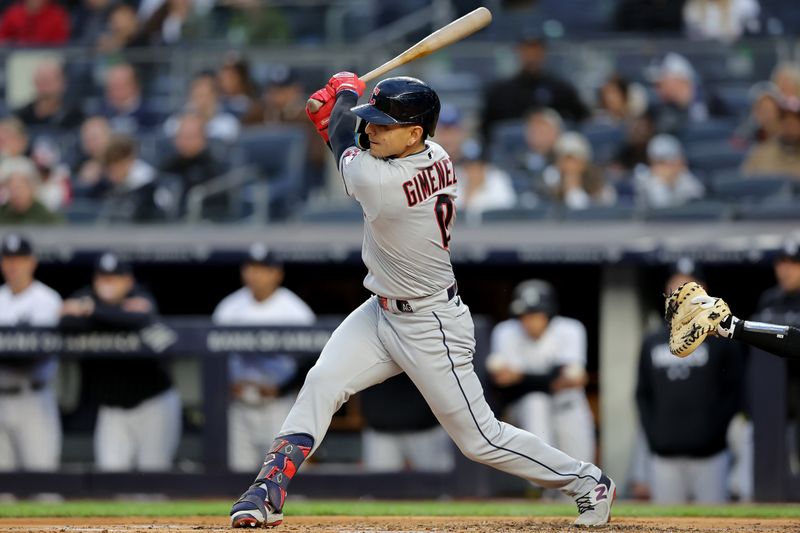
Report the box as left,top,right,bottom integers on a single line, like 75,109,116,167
306,98,323,113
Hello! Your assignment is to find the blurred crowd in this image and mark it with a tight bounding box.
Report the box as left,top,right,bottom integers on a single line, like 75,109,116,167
0,1,796,223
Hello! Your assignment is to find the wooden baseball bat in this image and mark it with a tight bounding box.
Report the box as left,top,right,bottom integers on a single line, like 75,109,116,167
306,6,492,113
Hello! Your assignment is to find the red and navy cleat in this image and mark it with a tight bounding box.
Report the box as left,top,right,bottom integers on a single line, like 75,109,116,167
230,483,283,528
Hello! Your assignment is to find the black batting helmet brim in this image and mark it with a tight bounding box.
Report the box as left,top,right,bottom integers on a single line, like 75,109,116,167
351,103,413,126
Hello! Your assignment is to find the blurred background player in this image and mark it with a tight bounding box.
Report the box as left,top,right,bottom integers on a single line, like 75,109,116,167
360,374,454,473
0,233,62,471
487,279,596,464
60,252,180,471
637,259,745,503
212,243,314,472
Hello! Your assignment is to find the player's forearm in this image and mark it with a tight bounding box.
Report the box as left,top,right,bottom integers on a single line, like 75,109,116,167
329,92,358,161
728,317,800,359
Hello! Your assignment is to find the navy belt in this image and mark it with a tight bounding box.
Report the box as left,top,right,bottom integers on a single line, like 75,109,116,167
378,283,458,313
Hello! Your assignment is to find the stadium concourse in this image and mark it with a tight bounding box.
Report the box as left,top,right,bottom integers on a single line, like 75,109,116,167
0,0,800,515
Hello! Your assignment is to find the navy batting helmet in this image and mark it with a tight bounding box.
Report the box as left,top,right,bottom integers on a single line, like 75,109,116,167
351,76,441,137
509,280,558,317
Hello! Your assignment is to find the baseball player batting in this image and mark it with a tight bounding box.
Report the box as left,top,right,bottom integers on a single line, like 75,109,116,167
229,73,616,528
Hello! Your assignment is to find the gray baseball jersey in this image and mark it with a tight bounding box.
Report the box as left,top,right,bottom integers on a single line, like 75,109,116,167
278,139,602,497
339,141,456,299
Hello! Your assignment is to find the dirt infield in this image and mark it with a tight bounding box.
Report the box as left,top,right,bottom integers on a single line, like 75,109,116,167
0,516,798,533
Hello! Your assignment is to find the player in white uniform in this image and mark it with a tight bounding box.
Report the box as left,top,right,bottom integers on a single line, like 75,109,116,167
0,233,62,471
213,244,315,472
230,73,615,528
488,280,596,464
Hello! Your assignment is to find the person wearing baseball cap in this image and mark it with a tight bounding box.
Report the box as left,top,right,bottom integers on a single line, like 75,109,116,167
60,251,181,471
486,280,596,468
634,134,705,209
212,243,315,472
480,26,588,143
636,259,745,504
742,96,800,179
543,132,616,210
0,233,63,471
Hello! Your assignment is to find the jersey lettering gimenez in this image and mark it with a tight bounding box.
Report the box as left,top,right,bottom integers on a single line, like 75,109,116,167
339,140,457,300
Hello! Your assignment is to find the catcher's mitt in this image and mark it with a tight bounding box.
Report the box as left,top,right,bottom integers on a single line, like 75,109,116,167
664,281,731,358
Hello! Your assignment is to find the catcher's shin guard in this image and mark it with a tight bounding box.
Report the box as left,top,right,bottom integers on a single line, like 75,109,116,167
230,434,313,528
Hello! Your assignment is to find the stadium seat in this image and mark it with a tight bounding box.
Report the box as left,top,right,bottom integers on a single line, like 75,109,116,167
643,200,732,221
686,140,746,173
481,206,553,223
581,123,625,163
488,120,526,168
235,126,308,220
679,120,737,143
710,176,794,204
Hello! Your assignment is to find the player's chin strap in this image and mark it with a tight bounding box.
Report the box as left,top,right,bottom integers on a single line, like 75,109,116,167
253,434,313,512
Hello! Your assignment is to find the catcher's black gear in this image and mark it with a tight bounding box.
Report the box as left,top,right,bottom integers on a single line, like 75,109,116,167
509,279,558,317
351,76,441,137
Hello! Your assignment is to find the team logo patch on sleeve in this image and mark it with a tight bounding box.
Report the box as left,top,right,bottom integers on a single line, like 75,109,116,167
341,147,360,167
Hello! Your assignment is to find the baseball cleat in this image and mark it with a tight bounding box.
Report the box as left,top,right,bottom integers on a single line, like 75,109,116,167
230,484,283,528
572,473,616,527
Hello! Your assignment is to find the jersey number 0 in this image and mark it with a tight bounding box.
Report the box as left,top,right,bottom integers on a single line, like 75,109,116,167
434,195,455,250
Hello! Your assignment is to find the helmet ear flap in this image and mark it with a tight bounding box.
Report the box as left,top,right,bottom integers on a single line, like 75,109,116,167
355,118,370,150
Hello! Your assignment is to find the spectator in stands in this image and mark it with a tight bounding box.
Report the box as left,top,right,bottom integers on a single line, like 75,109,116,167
96,2,147,52
71,116,111,190
86,134,155,198
487,280,595,464
260,66,306,124
480,31,588,143
741,97,800,179
735,82,783,146
71,0,114,45
433,105,467,164
512,108,563,200
593,75,648,126
100,63,161,135
361,374,454,473
771,62,800,101
0,157,63,225
606,112,658,203
160,112,227,211
634,134,705,209
455,139,516,224
683,0,761,43
542,132,615,210
61,252,181,471
217,54,263,123
82,134,177,222
0,118,29,160
29,136,70,212
164,71,240,143
138,0,212,45
636,261,745,503
0,233,62,472
0,0,69,45
212,244,315,472
15,59,84,132
615,0,684,33
648,53,729,134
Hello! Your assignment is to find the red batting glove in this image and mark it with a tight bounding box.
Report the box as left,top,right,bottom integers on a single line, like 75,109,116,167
306,85,336,143
327,71,365,97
